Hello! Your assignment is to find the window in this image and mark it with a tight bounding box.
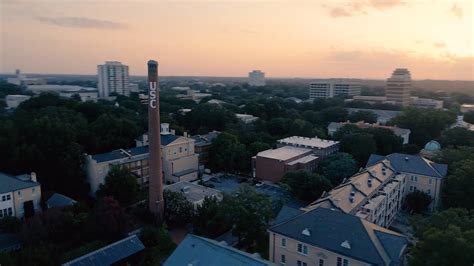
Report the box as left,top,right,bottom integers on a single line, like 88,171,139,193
427,189,431,195
319,259,324,266
1,195,5,201
428,178,432,185
17,191,22,198
297,243,308,255
179,147,183,153
297,261,307,266
281,238,286,247
280,254,286,264
337,257,342,266
411,175,418,182
343,259,349,266
32,188,36,195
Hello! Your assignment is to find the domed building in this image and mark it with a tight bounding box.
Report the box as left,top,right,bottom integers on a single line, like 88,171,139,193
421,140,441,158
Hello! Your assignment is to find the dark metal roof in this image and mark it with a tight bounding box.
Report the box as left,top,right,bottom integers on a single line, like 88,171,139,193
375,231,407,264
191,131,220,147
272,205,304,225
269,207,406,265
0,233,22,252
62,235,145,266
367,153,447,178
47,193,77,209
0,172,39,194
164,234,272,266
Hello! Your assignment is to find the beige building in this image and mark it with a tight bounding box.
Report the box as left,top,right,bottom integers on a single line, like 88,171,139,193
386,68,412,106
309,80,361,100
86,124,199,196
0,172,41,219
269,206,407,266
366,153,447,211
306,160,407,228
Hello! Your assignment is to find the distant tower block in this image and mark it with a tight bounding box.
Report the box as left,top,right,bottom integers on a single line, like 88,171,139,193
147,60,164,222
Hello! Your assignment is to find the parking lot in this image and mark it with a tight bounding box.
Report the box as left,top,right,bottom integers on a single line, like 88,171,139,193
200,174,290,203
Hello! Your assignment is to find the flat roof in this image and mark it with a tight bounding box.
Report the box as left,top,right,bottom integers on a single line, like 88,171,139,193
278,136,339,149
286,154,318,165
257,146,311,161
164,181,221,204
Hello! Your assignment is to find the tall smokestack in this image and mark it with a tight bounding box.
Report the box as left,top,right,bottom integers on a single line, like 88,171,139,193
147,60,164,222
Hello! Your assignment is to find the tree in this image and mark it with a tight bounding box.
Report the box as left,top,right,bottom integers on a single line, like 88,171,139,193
0,216,21,233
97,166,139,205
405,191,432,213
348,110,377,123
89,114,140,153
410,208,474,266
390,107,456,146
435,146,474,167
365,128,403,155
164,190,194,226
209,132,249,173
193,196,230,238
139,226,176,266
16,245,59,266
248,141,271,157
319,153,358,185
94,197,130,241
281,171,333,203
0,252,15,266
444,159,474,209
438,127,474,148
402,144,421,155
340,133,377,165
225,186,273,247
464,111,474,124
320,107,348,124
183,103,237,133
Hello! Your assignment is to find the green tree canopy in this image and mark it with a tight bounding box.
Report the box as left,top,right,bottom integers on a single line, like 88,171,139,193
438,127,474,148
463,111,474,124
164,190,194,226
340,133,377,165
444,159,474,209
319,153,358,185
348,110,378,123
405,191,432,213
209,132,249,173
390,107,456,146
97,166,139,205
281,170,333,203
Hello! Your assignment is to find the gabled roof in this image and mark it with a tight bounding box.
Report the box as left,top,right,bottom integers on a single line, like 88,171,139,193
366,153,448,178
62,235,145,266
47,193,77,209
91,146,149,163
272,205,304,225
0,172,39,194
164,234,273,266
269,207,406,266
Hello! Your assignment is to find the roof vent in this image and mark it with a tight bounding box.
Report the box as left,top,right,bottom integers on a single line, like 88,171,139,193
350,191,355,197
368,179,373,187
349,195,355,203
341,240,351,249
181,186,191,194
30,172,37,182
302,228,311,236
405,156,409,161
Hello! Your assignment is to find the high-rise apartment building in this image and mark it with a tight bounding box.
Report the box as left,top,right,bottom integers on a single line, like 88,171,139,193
97,61,130,97
248,70,265,87
386,68,411,106
309,80,361,100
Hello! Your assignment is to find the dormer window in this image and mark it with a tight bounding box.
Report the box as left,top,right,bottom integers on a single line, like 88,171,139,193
302,228,311,236
341,240,351,249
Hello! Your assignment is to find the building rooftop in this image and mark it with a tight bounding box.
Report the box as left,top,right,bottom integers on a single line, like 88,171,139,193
367,153,447,178
0,172,39,194
192,131,220,147
164,234,273,266
62,235,145,266
270,207,407,266
92,134,180,163
285,154,318,165
346,108,401,123
164,181,221,204
47,193,77,209
256,146,311,161
424,140,442,152
278,136,339,149
328,121,411,136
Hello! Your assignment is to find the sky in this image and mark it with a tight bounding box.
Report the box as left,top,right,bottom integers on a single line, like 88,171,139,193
0,0,473,80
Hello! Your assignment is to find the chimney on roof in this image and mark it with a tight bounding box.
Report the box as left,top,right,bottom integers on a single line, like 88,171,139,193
368,178,373,187
30,172,37,182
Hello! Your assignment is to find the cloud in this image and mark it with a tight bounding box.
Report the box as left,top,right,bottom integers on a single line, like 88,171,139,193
328,0,405,18
37,16,128,30
330,7,352,17
325,49,473,80
434,42,446,48
450,3,463,18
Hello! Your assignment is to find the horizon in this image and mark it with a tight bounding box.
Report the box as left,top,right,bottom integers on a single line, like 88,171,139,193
1,0,473,80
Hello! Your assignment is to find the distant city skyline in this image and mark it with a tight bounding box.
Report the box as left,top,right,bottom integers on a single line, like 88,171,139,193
1,1,472,80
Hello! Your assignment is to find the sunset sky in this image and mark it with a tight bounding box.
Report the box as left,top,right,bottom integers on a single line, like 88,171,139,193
1,0,473,80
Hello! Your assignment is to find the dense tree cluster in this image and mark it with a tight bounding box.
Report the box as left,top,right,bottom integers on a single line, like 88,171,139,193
280,171,333,203
97,166,140,205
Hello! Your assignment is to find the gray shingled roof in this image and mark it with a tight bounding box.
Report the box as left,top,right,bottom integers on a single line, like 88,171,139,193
47,193,77,209
366,153,447,178
272,205,304,225
269,207,406,265
62,235,145,266
164,234,273,266
375,231,407,264
0,172,39,194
